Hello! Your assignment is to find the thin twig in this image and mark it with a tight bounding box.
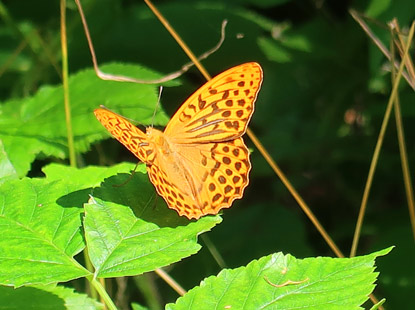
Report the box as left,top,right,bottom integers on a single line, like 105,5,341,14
60,0,76,167
350,21,415,257
201,235,227,268
143,0,211,81
389,24,415,242
390,19,415,82
0,39,27,78
349,9,414,90
247,128,344,258
75,0,226,84
154,268,187,296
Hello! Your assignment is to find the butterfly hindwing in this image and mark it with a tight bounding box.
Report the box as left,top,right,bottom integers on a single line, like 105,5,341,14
146,138,250,219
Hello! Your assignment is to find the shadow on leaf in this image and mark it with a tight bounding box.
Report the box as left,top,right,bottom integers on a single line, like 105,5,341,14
92,171,191,228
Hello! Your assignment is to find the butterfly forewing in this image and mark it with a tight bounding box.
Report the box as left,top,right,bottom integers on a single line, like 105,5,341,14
94,108,153,163
164,62,262,143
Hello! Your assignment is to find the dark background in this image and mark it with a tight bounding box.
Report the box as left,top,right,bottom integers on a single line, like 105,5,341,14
1,0,414,309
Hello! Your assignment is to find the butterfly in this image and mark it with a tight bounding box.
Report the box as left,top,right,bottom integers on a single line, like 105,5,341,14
94,62,263,219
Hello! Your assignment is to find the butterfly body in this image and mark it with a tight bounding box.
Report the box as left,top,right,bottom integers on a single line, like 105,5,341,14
95,62,263,219
146,128,203,204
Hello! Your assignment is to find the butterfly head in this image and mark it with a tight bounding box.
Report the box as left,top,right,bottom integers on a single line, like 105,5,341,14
146,127,165,146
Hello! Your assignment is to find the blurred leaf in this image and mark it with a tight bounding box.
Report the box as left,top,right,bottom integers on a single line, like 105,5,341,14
281,34,312,52
258,37,292,63
167,248,392,310
225,0,291,9
365,0,392,17
131,303,149,310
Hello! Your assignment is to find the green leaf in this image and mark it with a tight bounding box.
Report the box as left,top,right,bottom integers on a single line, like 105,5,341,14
0,139,18,185
131,302,149,310
0,285,102,310
0,178,89,287
365,0,392,17
43,162,137,188
166,248,392,310
84,194,221,278
84,163,222,278
44,162,182,224
0,63,171,177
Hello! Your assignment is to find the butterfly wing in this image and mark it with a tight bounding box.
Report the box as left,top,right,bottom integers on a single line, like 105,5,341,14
146,137,251,219
94,108,154,163
164,62,263,143
94,62,263,220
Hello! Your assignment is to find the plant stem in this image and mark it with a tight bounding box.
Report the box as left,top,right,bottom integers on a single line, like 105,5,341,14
60,0,77,167
90,276,119,310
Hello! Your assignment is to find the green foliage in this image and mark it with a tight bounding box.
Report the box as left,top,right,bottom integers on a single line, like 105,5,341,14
167,248,391,310
0,163,220,286
0,177,88,287
85,197,220,278
0,0,413,308
0,63,170,177
0,285,103,310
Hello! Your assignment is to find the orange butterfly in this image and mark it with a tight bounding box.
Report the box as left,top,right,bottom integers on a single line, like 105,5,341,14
94,62,263,219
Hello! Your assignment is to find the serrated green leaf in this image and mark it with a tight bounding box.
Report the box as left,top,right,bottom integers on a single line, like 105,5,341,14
0,285,102,310
85,185,221,278
0,63,171,177
0,178,89,287
40,285,103,310
43,162,137,188
44,162,178,224
166,248,392,310
0,285,64,310
45,163,221,289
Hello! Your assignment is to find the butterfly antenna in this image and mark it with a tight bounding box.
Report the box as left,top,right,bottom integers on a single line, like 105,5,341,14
151,86,163,128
